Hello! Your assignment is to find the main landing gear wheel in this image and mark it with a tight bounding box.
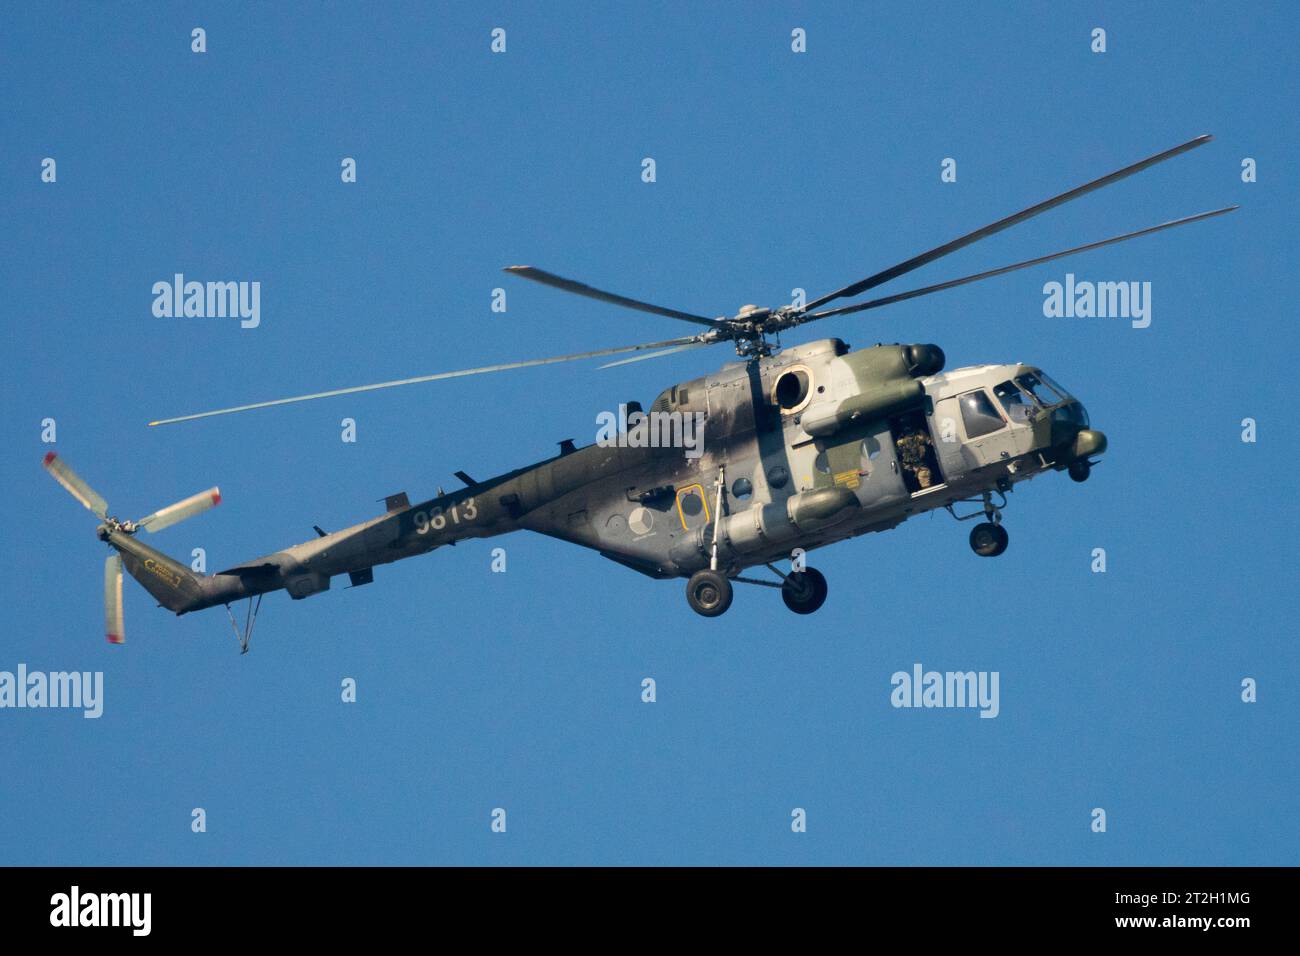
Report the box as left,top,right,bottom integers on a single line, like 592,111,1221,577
1068,460,1092,482
782,567,828,614
969,522,1009,557
686,569,733,617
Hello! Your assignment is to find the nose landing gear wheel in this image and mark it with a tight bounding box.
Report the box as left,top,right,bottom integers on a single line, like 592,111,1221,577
1068,460,1092,482
781,567,828,614
969,522,1009,557
686,569,734,617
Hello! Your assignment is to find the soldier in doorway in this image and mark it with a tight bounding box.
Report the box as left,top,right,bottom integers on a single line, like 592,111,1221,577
897,429,934,489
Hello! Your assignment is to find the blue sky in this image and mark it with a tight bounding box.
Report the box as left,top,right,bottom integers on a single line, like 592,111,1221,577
1,1,1296,865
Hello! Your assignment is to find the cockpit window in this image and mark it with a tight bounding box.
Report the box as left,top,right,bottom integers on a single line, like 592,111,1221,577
993,380,1036,423
1016,373,1065,406
1051,402,1090,429
959,389,1006,439
1036,372,1071,402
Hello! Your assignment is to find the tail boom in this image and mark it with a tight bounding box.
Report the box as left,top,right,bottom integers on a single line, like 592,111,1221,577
102,528,206,613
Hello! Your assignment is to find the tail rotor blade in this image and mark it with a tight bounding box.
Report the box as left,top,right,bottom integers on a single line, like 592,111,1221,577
104,554,124,645
137,487,222,533
43,452,109,519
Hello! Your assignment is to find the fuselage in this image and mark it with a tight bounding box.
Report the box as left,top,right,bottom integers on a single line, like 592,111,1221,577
117,338,1105,615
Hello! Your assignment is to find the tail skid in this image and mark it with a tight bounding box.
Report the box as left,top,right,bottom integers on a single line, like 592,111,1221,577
223,593,263,655
112,530,265,653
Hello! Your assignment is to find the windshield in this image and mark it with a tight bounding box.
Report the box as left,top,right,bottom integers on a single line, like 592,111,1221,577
1016,372,1067,406
1037,371,1073,402
1052,402,1090,429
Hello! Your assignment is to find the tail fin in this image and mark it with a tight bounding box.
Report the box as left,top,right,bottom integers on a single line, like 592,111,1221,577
105,529,205,613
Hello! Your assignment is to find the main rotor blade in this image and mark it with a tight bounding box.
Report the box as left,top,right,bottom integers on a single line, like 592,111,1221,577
105,554,124,645
804,206,1237,321
148,335,709,426
504,266,724,327
137,487,222,533
804,134,1215,312
599,342,710,368
43,452,109,519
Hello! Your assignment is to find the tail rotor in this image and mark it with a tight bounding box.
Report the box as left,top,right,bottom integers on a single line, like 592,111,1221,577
43,452,220,644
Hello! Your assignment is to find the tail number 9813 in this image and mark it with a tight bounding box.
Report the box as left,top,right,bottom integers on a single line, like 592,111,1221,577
414,498,478,535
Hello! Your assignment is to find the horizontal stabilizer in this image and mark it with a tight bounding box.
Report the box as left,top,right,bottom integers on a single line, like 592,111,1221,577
216,562,279,580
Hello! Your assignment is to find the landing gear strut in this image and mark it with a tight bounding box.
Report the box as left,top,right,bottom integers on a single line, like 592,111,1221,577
691,560,832,616
948,489,1010,558
686,467,737,617
733,561,830,614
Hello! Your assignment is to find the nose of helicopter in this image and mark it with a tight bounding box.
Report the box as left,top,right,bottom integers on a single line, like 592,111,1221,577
1072,428,1107,460
1063,422,1106,482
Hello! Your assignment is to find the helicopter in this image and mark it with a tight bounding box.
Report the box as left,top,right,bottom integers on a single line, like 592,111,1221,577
44,134,1234,646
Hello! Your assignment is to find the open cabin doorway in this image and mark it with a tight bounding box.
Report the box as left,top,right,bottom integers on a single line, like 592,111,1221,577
889,410,945,495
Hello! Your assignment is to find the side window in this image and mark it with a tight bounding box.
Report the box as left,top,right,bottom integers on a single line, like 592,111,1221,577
993,380,1035,423
959,389,1006,439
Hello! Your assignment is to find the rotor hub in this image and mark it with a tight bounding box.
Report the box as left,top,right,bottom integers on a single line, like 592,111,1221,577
97,516,137,538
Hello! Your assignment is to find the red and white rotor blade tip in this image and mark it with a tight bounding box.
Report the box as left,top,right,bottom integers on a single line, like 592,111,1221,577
137,487,222,533
105,554,125,645
43,452,109,519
